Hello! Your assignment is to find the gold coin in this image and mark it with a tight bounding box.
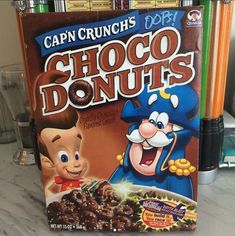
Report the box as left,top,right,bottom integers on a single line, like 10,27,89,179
176,169,183,176
180,159,187,164
116,155,123,161
168,160,175,166
183,169,190,176
175,159,190,169
169,165,177,173
189,166,196,173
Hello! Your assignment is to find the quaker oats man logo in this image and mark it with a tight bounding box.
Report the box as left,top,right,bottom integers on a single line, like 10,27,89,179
187,10,201,22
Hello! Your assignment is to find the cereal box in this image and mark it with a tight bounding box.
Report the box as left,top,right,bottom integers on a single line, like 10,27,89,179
19,7,202,232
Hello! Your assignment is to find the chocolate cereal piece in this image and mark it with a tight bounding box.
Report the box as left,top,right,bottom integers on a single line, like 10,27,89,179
69,80,93,107
132,221,145,232
57,213,80,225
97,220,112,231
114,204,134,217
47,201,62,219
82,196,99,212
124,199,141,214
66,189,87,208
106,193,121,206
60,199,77,215
97,205,114,220
113,216,132,232
80,210,98,230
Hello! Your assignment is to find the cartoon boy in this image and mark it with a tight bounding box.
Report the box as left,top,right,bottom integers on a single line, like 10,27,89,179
40,126,88,192
33,70,89,194
109,84,198,199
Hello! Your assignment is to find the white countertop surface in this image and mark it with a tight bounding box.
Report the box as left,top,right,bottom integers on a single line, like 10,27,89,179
0,143,235,236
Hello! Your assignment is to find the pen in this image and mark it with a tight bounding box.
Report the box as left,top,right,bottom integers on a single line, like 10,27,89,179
219,1,234,114
26,0,36,13
199,0,213,118
35,0,49,13
181,0,193,6
199,0,234,184
205,0,221,118
213,0,234,117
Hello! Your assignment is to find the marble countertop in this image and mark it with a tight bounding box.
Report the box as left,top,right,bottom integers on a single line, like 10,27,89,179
0,143,235,236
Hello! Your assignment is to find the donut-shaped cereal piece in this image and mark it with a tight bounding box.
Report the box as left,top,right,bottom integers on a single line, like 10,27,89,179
69,80,93,106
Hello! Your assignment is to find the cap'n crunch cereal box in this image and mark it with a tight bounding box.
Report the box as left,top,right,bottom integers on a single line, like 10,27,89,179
19,7,202,232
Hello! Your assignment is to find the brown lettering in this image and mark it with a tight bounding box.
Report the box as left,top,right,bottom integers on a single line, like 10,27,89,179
92,73,116,103
119,67,143,96
99,43,125,72
169,55,193,85
127,35,150,65
41,85,67,114
144,61,169,90
151,30,178,60
46,54,71,78
71,48,99,79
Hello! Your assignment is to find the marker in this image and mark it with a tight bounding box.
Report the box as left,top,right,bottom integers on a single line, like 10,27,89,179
199,0,234,184
205,0,221,119
35,0,49,13
48,0,55,12
213,0,234,117
199,0,213,118
26,0,36,13
181,0,193,6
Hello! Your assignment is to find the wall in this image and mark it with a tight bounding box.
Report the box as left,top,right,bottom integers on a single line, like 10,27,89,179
0,1,22,66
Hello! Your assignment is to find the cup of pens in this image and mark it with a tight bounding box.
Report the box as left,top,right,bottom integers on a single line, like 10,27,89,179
199,0,234,184
0,64,35,165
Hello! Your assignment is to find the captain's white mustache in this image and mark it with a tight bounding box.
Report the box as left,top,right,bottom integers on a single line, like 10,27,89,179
126,129,173,147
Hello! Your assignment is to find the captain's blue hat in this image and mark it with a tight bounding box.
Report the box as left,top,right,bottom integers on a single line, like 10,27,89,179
121,84,199,136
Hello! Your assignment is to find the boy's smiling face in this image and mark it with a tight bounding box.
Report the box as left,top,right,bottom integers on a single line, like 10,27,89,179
41,126,88,180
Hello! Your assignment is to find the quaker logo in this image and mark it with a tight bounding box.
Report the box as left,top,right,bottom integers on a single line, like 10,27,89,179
186,10,202,26
140,199,186,221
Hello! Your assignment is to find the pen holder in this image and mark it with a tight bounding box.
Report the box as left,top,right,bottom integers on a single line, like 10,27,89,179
0,92,16,144
31,119,41,169
0,64,35,165
199,116,224,184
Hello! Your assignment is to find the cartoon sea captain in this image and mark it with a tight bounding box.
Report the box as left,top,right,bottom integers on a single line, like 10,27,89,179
109,84,199,199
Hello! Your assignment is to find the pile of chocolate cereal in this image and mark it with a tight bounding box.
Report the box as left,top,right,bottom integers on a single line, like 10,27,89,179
47,181,196,232
47,182,145,232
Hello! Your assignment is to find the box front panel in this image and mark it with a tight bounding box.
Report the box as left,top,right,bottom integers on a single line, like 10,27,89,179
21,7,202,232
